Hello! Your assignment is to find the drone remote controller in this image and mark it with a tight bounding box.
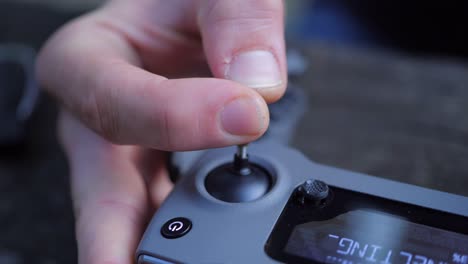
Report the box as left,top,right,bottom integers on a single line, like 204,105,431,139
136,77,468,264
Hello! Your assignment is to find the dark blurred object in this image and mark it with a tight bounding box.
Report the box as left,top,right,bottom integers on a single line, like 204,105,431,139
0,2,80,264
289,0,468,59
0,2,79,48
348,1,468,58
0,44,39,149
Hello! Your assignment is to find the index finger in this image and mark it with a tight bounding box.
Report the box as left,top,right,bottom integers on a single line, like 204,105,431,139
37,12,269,150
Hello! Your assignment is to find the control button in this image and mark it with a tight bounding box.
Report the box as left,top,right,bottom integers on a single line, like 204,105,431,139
296,179,329,204
161,217,192,239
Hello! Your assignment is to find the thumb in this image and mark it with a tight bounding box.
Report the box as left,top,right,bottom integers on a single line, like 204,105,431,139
198,0,287,103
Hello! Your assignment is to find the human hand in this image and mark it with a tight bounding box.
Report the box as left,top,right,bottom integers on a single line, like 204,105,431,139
37,0,286,263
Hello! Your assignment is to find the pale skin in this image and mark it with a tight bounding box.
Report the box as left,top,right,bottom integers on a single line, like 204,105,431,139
36,0,287,263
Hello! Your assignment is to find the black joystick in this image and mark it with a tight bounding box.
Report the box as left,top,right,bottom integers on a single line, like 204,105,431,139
205,145,272,203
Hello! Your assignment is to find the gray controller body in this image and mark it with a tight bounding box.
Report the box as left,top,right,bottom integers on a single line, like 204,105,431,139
136,67,467,263
136,142,468,264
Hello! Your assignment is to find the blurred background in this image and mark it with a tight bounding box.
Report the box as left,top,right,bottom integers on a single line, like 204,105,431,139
0,0,467,263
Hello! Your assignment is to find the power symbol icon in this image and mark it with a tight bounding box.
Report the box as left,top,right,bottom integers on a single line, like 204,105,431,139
161,217,192,239
168,221,183,232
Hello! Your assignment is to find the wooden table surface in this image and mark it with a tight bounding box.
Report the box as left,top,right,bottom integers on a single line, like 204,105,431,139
292,45,468,197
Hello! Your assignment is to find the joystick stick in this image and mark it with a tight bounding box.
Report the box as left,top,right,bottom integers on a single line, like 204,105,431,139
204,144,272,203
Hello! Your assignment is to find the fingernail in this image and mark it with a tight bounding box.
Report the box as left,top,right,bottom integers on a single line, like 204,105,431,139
220,97,266,136
226,50,282,89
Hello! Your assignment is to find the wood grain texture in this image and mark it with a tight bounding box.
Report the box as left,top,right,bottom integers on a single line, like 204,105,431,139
292,45,468,196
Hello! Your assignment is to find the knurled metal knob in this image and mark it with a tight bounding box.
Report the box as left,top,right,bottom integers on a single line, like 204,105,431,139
296,179,329,204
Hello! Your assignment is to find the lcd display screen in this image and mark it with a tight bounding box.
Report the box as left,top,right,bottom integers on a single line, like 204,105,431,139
284,210,468,264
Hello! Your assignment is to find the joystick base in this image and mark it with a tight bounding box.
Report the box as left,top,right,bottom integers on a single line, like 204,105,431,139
205,162,272,203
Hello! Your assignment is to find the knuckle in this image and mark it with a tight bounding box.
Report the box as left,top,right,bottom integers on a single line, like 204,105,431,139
158,98,177,151
90,261,122,264
95,197,147,223
142,78,194,151
95,97,120,143
80,67,122,143
140,78,176,150
74,195,146,234
161,106,174,150
200,0,281,29
78,91,119,143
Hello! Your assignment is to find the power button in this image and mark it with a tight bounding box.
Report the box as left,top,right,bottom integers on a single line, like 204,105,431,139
161,217,192,239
